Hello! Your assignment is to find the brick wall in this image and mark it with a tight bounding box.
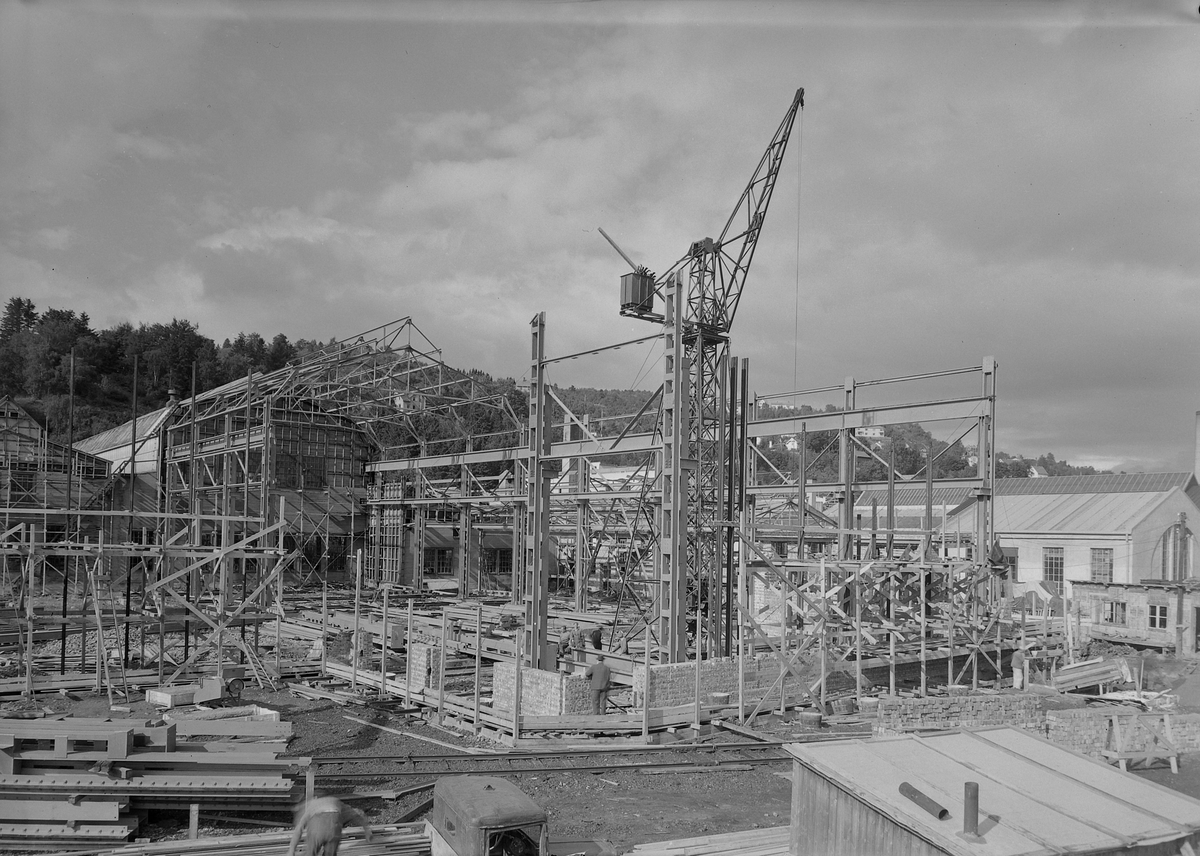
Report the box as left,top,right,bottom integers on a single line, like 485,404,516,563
631,657,765,708
408,642,442,691
874,693,1046,736
562,673,592,714
492,663,593,716
1047,709,1200,757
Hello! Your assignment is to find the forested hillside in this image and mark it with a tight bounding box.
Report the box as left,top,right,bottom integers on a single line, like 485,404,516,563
0,295,1109,476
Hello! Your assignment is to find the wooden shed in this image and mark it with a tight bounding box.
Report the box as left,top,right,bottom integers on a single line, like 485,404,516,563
787,727,1200,856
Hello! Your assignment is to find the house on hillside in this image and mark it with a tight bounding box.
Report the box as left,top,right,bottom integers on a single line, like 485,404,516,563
944,473,1200,595
0,395,109,522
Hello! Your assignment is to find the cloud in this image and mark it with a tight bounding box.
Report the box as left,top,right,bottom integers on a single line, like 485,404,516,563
33,227,74,251
125,262,209,325
3,4,1198,475
198,208,375,254
0,3,211,207
113,131,206,163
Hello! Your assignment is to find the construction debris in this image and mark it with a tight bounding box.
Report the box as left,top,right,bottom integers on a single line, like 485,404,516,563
0,715,307,846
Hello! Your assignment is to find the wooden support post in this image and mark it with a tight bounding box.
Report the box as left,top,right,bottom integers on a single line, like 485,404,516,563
351,550,362,692
405,600,414,708
1070,590,1080,662
919,566,927,697
305,766,315,802
512,636,522,741
889,568,897,696
642,639,651,740
854,568,863,705
158,603,165,685
188,803,199,839
437,607,448,726
276,498,285,675
321,582,328,676
380,586,389,699
819,556,827,713
473,604,482,733
738,501,748,724
948,568,955,689
1020,594,1026,650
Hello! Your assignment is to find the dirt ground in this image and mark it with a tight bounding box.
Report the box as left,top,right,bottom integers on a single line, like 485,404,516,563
1,682,807,853
12,643,1200,854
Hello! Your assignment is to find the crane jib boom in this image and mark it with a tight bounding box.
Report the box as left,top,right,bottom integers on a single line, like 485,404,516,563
619,87,803,335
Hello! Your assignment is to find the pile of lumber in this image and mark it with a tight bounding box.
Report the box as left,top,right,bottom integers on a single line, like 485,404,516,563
1053,657,1131,693
67,823,431,856
0,716,308,847
626,825,789,856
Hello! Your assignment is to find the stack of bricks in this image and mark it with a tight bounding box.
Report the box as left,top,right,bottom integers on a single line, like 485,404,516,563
631,657,763,708
561,673,592,714
492,663,592,715
407,642,442,691
1046,709,1200,758
874,693,1045,736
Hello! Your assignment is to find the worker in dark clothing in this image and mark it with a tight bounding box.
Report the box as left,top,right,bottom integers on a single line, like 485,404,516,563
584,654,612,715
589,625,603,650
288,796,373,856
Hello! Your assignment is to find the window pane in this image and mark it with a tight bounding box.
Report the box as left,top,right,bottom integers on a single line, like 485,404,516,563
1043,547,1064,593
1090,548,1113,584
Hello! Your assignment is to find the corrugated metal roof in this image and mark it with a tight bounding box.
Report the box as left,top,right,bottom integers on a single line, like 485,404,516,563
853,487,975,509
787,727,1200,855
74,405,174,455
995,472,1194,496
985,490,1171,534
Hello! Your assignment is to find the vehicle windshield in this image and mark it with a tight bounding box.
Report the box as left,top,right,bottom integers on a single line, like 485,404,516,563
486,823,543,856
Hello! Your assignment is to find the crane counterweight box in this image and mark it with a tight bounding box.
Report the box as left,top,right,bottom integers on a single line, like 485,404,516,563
620,271,655,314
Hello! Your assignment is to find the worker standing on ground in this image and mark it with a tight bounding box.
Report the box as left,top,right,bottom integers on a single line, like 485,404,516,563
589,625,603,650
288,796,373,856
1011,645,1027,690
585,654,612,715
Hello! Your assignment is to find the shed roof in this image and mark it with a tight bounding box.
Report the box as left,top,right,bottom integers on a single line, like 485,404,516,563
853,486,975,510
943,473,1200,536
74,405,174,455
787,727,1200,856
986,490,1174,535
995,472,1196,496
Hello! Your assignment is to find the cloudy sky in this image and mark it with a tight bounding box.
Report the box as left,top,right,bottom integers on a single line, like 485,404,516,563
2,1,1198,472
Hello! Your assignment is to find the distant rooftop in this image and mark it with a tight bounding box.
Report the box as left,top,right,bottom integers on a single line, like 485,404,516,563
995,472,1195,496
73,405,173,456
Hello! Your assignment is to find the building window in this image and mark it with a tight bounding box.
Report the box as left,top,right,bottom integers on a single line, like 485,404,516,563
1149,604,1169,630
1103,601,1128,625
480,548,513,580
1090,548,1114,584
1042,547,1064,593
423,548,452,575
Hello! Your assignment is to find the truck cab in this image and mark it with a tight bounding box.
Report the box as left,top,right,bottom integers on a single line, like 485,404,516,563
428,776,548,856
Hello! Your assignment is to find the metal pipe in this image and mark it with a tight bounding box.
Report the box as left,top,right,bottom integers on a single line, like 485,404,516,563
963,781,980,837
899,782,948,820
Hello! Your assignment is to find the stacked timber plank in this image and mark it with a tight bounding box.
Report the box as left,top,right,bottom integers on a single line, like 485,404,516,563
626,825,789,856
1052,657,1131,693
83,824,431,856
0,716,307,846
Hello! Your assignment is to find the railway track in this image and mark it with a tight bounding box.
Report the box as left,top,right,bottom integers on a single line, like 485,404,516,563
311,735,854,781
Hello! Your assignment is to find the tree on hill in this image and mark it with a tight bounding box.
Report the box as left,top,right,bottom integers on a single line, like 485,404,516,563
0,297,37,342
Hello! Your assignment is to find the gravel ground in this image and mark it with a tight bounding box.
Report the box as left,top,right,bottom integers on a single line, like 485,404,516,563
1,681,810,852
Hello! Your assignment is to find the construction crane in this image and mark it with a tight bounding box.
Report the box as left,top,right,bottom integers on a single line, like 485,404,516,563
609,88,804,662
